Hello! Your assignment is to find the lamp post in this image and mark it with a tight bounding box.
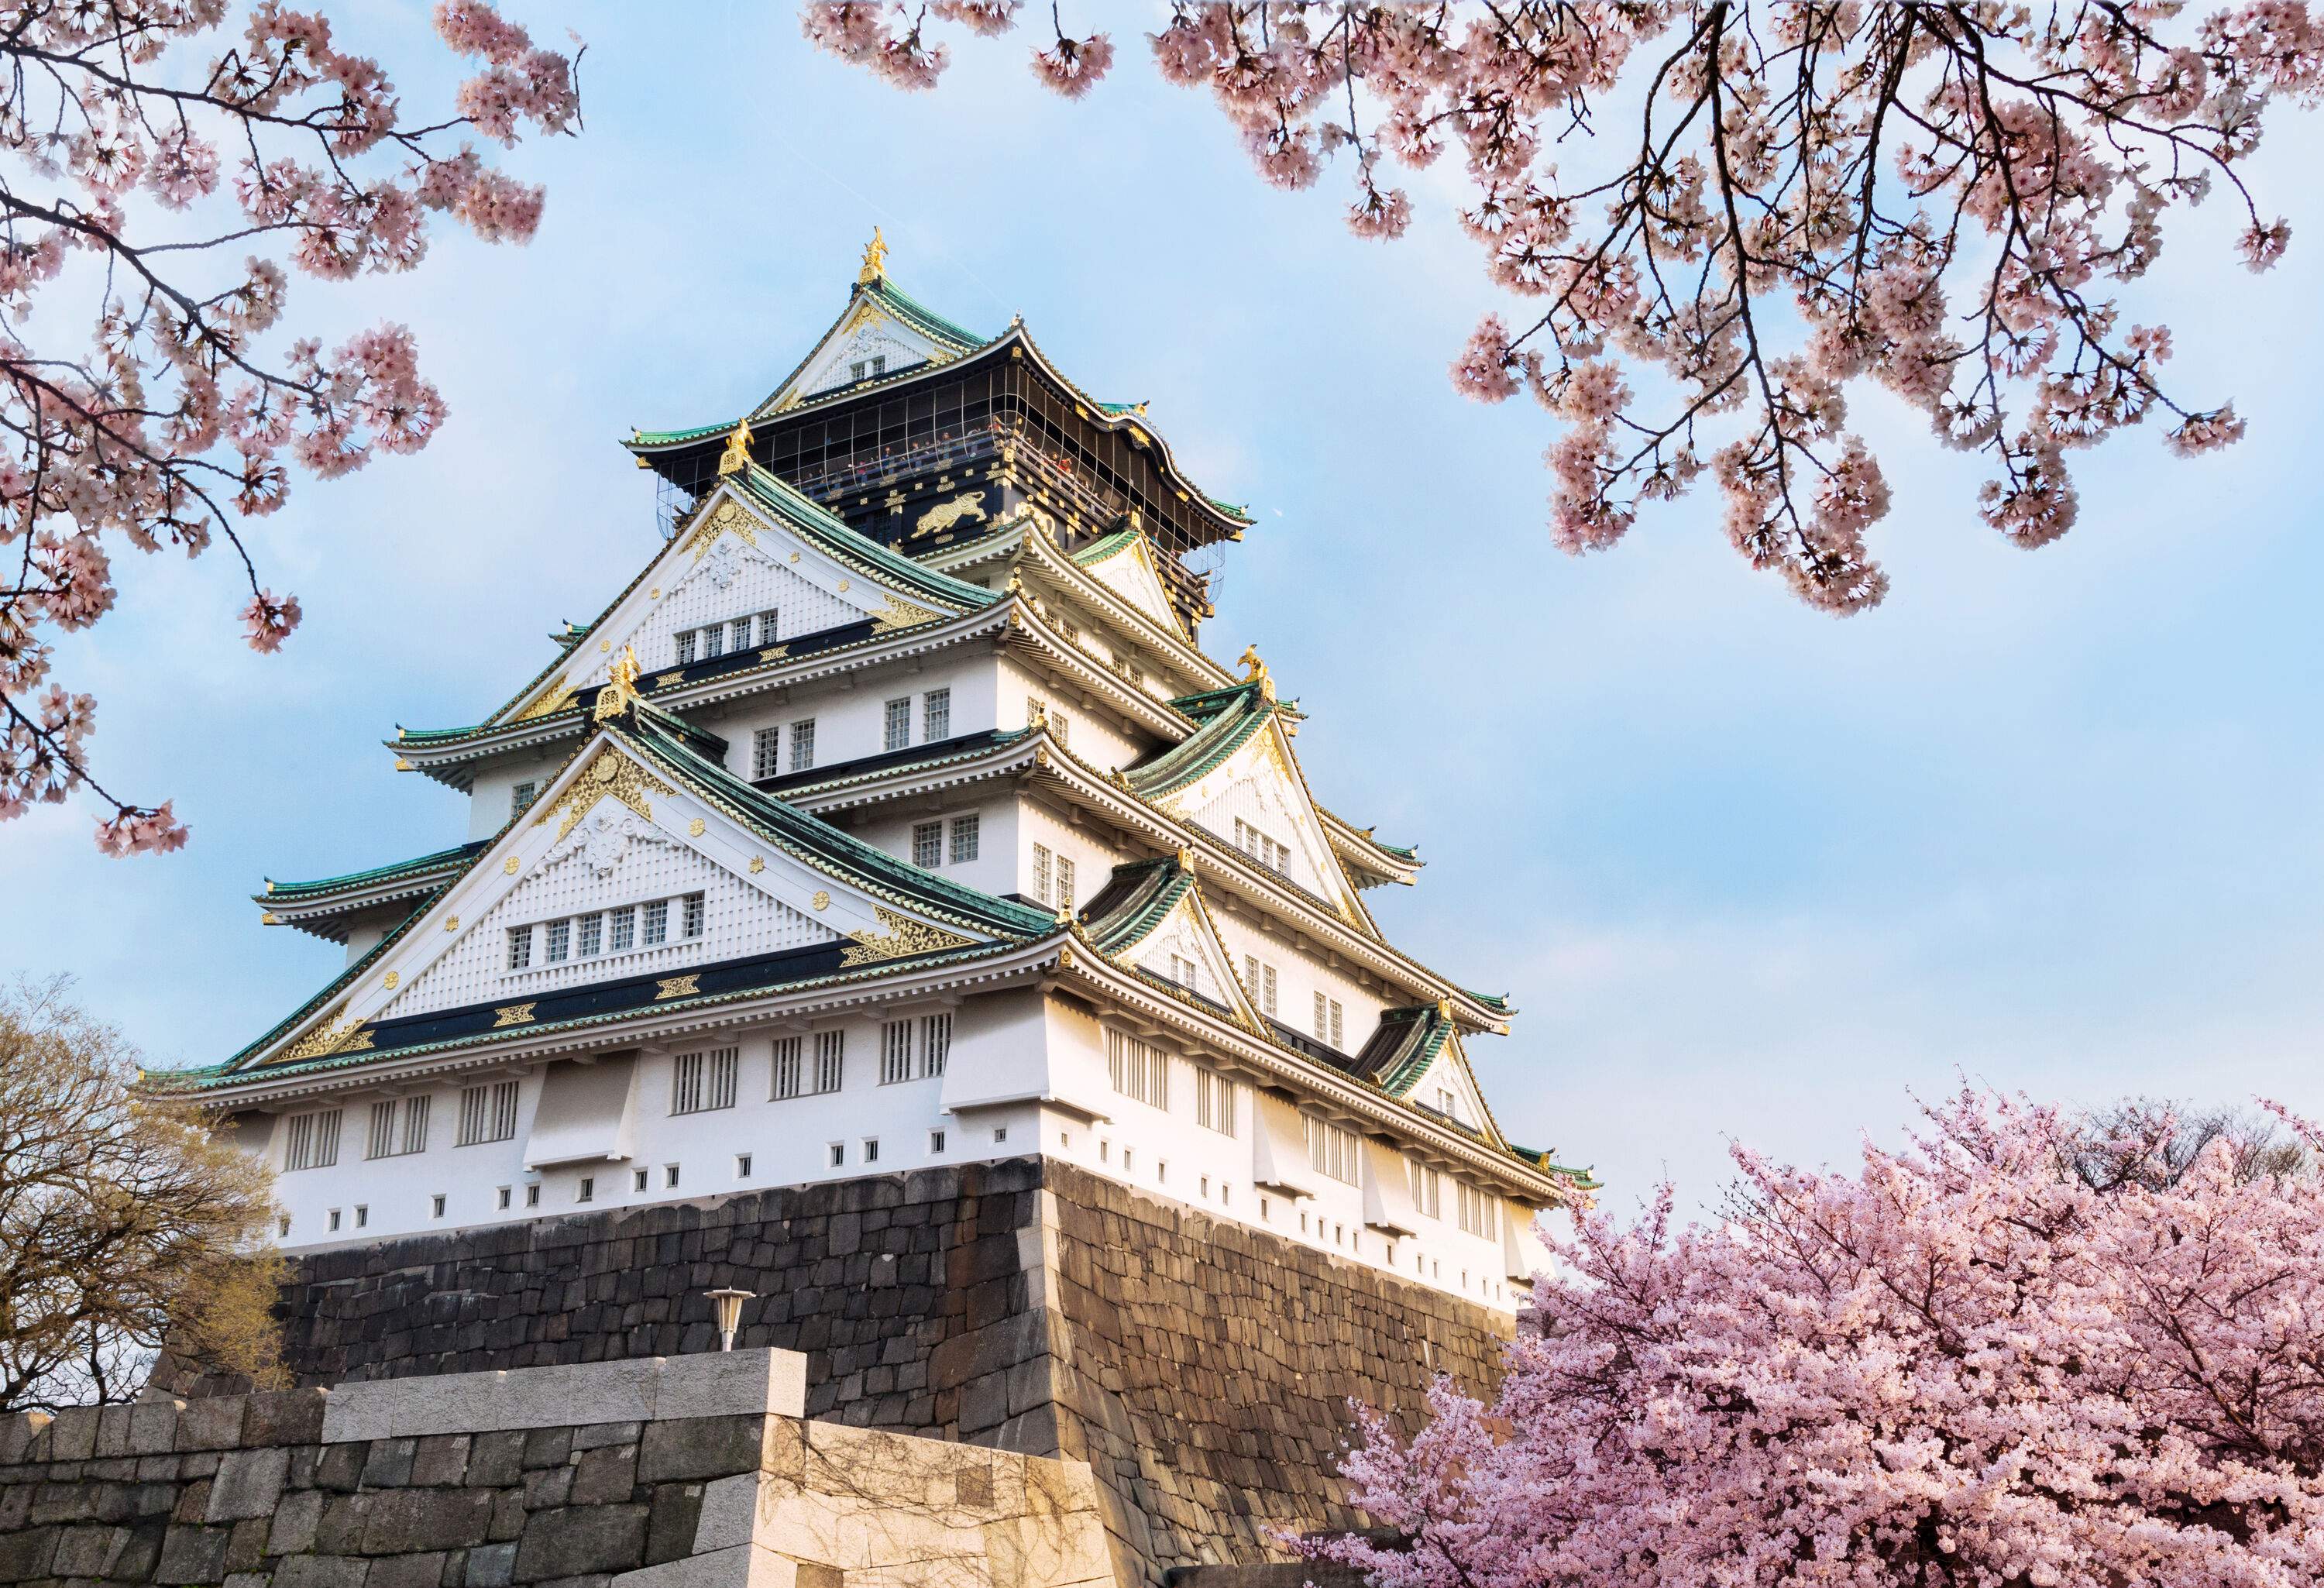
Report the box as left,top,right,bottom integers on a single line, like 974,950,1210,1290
706,1287,755,1352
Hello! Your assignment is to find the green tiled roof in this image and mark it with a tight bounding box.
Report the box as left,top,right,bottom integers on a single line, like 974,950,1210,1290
260,841,484,904
1070,528,1140,566
1509,1143,1601,1189
1078,857,1195,957
631,418,738,448
864,277,990,352
732,466,999,616
1122,682,1273,801
1205,494,1255,524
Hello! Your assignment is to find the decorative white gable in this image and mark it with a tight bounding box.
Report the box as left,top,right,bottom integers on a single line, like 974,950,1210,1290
1077,534,1186,639
1408,1039,1494,1141
498,490,954,724
260,734,989,1061
765,297,955,412
1164,724,1360,923
1112,883,1263,1030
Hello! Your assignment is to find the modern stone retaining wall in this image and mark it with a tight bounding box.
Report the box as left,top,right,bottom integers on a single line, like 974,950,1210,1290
158,1158,1512,1586
0,1352,1110,1588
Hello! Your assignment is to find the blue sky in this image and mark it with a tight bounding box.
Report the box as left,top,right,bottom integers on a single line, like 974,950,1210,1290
5,5,2320,1212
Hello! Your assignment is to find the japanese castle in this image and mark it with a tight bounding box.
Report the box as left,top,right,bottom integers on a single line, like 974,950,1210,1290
175,237,1595,1310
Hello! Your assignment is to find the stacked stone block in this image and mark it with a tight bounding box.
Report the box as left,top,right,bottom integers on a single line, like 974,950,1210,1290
157,1158,1513,1586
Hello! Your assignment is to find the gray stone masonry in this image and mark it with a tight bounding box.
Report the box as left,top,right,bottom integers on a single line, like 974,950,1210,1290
0,1352,1110,1588
153,1157,1514,1586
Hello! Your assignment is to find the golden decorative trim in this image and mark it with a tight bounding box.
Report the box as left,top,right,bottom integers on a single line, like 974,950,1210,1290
716,420,755,477
277,1005,372,1065
445,916,460,932
534,746,675,842
810,890,830,912
858,226,887,284
593,645,644,723
516,676,578,721
504,857,521,875
655,672,684,690
1033,746,1050,768
871,596,939,634
260,912,280,926
1057,946,1076,969
913,491,988,538
600,639,611,652
758,645,789,662
655,974,700,1001
788,551,800,564
841,907,978,968
687,499,762,561
649,586,662,600
394,757,413,772
837,579,851,593
688,819,706,837
383,971,400,991
493,1002,537,1028
748,856,765,874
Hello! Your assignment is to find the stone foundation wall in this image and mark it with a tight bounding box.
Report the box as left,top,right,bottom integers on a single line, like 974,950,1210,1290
0,1352,1109,1588
161,1158,1512,1586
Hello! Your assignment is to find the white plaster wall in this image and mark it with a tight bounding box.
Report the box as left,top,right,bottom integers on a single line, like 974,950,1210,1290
698,649,1001,783
1016,796,1131,913
1208,912,1386,1052
999,657,1151,777
463,743,576,842
851,790,1019,902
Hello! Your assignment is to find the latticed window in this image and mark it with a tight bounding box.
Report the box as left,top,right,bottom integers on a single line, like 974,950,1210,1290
880,1020,912,1084
757,610,779,644
677,630,699,665
1456,1182,1498,1237
669,1047,737,1114
813,1030,845,1094
1314,992,1344,1048
913,822,943,868
1408,1156,1442,1218
1244,956,1278,1017
920,1013,951,1078
731,618,752,651
753,727,782,779
1056,854,1076,909
458,1081,520,1146
506,925,533,970
284,1109,341,1172
682,892,705,939
702,624,725,660
364,1096,428,1160
545,918,571,964
771,1036,803,1100
884,696,911,751
923,687,950,741
1305,1116,1360,1184
1195,1070,1238,1137
1106,1029,1169,1110
790,719,816,771
1031,844,1052,903
643,900,668,945
949,814,978,863
511,781,538,819
577,913,602,957
1235,819,1289,873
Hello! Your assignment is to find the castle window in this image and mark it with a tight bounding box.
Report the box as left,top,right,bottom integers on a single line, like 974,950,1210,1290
610,906,635,952
511,781,538,819
545,918,571,963
813,1029,846,1094
790,719,816,771
278,1215,291,1238
913,821,943,868
702,624,725,661
923,687,950,741
1168,953,1198,992
1408,1157,1442,1218
671,1047,737,1115
633,1168,648,1193
992,1126,1007,1144
1313,993,1344,1049
1456,1182,1498,1238
1031,844,1052,903
677,631,699,665
1056,854,1076,909
284,1108,342,1172
456,1078,516,1143
506,925,533,970
920,1012,951,1078
884,696,911,751
758,610,779,644
827,1142,844,1168
526,1184,541,1207
1244,956,1278,1017
328,1208,341,1232
1234,819,1289,874
577,913,602,957
949,814,979,863
1304,1116,1360,1185
771,1035,803,1099
929,1129,946,1154
431,1194,446,1219
364,1096,429,1160
497,1187,511,1211
736,1153,752,1179
730,618,752,651
1105,1029,1169,1110
862,1138,880,1164
354,1205,368,1229
643,899,669,945
666,1164,679,1188
753,727,782,780
682,892,705,939
1195,1071,1238,1137
1051,711,1071,751
577,1177,593,1205
880,1020,912,1084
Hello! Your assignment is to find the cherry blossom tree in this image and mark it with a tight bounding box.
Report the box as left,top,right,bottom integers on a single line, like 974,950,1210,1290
1313,1090,2324,1588
803,2,2324,614
0,1,579,856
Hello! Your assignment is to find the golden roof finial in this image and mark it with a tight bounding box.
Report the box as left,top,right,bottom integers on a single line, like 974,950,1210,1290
594,644,644,723
1238,644,1267,683
716,418,755,478
858,227,889,285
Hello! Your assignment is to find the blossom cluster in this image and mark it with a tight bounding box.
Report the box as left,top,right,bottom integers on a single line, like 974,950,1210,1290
1315,1090,2324,1588
804,2,2324,616
0,1,579,853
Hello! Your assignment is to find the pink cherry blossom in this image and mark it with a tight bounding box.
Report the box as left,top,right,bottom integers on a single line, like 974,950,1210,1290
1315,1088,2324,1588
1030,32,1112,98
810,1,2324,617
0,1,579,854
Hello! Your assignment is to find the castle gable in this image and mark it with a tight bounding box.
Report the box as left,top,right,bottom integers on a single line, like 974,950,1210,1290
1082,859,1263,1030
1072,529,1188,640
